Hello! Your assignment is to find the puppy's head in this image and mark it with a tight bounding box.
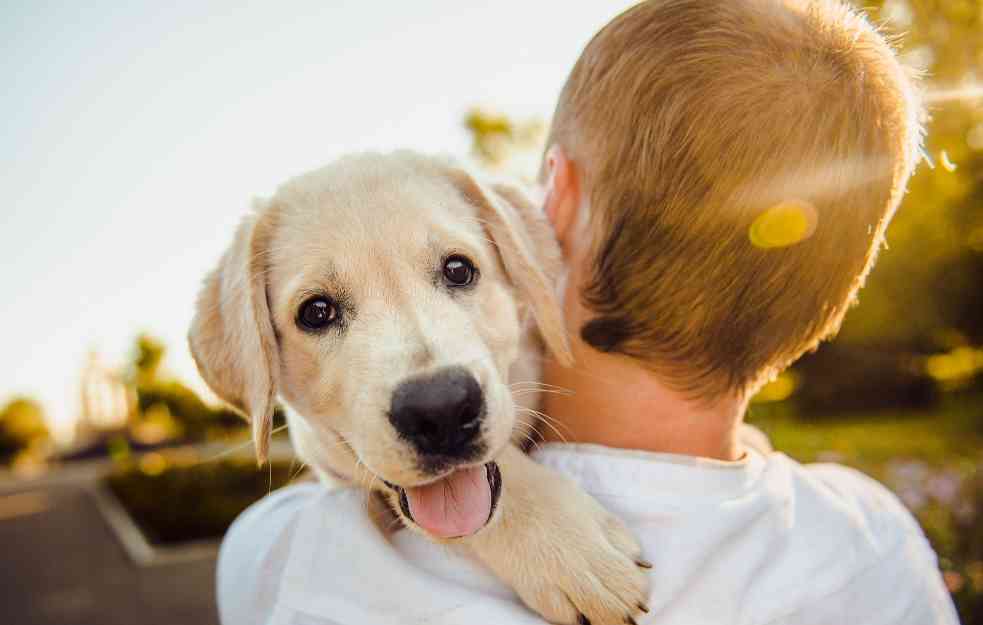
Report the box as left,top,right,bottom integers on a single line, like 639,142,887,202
189,152,570,538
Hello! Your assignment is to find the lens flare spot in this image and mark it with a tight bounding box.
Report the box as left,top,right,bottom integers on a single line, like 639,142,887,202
940,150,957,172
749,200,817,249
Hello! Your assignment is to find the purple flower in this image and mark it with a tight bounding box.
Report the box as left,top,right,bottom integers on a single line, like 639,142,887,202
925,471,962,506
888,460,929,485
897,485,928,510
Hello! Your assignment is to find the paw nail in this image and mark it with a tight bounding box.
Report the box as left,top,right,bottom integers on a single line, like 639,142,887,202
636,559,653,569
626,616,638,625
578,614,592,625
637,602,650,613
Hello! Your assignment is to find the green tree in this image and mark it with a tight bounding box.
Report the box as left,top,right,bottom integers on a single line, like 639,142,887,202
0,397,49,464
835,0,983,351
127,334,243,441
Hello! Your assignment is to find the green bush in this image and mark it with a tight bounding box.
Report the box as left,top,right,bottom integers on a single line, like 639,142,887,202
106,457,294,544
0,398,49,465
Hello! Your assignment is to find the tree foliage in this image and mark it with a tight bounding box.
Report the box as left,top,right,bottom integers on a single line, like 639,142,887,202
127,333,244,441
0,397,49,463
836,0,983,351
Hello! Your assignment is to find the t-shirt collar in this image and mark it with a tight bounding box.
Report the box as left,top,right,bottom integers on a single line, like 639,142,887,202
531,442,768,499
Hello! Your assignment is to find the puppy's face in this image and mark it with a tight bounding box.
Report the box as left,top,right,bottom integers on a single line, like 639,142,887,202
190,153,570,538
267,160,521,487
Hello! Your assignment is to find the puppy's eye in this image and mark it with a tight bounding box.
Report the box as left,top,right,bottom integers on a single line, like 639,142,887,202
442,255,476,287
297,296,339,332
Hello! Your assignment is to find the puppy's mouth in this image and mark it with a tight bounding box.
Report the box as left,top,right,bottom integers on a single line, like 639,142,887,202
382,462,501,539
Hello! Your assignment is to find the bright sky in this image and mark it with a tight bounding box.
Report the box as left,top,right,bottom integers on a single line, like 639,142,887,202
0,1,635,441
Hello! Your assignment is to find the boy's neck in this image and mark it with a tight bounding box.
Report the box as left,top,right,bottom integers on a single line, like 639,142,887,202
538,335,748,462
536,186,747,461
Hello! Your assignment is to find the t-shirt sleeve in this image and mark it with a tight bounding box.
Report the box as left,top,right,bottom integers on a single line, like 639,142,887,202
216,483,323,625
771,464,960,625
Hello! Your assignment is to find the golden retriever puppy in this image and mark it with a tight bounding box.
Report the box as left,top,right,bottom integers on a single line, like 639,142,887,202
189,151,649,624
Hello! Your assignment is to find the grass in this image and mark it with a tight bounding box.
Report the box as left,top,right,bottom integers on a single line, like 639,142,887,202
749,393,982,468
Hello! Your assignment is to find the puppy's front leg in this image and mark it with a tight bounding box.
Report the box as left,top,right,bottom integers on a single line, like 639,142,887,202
463,445,651,625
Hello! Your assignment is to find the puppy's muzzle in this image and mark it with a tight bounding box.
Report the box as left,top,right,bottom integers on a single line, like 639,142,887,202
388,366,485,460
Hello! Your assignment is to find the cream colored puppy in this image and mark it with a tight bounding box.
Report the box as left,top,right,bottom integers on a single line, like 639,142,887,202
189,151,649,625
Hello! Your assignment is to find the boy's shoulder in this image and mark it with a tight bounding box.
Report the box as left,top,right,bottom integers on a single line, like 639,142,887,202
780,456,923,549
216,454,958,625
747,454,957,625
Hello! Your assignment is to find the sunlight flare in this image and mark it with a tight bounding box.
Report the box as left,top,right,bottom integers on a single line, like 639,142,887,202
940,151,958,172
749,200,818,249
925,85,983,105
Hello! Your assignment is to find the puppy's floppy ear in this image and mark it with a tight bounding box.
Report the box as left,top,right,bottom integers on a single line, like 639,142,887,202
188,202,280,464
446,166,574,367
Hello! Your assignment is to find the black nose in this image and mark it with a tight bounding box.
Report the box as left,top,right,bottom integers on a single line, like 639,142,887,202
389,367,485,457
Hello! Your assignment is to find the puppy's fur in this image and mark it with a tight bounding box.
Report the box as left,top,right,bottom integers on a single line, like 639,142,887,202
190,152,648,624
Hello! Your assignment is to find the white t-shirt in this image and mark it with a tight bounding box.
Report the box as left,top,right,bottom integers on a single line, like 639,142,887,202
217,444,959,625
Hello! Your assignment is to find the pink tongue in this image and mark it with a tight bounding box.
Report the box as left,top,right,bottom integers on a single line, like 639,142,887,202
405,465,491,538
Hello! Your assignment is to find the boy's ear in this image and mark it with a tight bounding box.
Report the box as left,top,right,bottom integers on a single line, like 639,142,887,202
542,144,581,254
188,203,280,464
444,165,574,367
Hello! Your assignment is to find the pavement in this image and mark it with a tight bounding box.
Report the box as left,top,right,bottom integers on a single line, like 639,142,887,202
0,440,302,625
1,484,219,625
1,481,220,625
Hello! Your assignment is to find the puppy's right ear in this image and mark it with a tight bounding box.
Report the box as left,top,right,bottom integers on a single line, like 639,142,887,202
188,203,280,464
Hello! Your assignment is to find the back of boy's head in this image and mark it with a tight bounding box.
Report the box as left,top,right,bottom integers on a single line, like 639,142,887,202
549,0,923,399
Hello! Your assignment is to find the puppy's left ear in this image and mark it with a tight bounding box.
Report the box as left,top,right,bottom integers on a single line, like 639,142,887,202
188,203,280,464
446,166,574,367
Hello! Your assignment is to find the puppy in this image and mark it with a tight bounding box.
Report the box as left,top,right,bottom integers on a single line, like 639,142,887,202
189,151,649,624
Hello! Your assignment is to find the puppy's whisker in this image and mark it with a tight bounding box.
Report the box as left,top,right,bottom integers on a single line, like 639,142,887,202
195,423,291,466
518,407,571,444
531,410,575,439
510,387,574,396
511,388,575,398
509,381,571,390
288,461,309,484
512,418,543,452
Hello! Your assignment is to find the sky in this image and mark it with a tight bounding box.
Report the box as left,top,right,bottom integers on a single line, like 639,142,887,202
0,1,636,442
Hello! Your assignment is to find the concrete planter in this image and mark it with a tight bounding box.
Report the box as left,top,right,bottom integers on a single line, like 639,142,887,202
89,482,220,567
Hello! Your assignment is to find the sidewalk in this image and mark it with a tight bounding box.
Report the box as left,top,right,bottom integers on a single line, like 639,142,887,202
0,439,298,624
0,484,219,625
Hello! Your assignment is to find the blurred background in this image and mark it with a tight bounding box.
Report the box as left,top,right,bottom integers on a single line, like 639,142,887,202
0,1,980,623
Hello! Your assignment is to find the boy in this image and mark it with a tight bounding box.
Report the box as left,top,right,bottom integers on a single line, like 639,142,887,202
218,1,958,623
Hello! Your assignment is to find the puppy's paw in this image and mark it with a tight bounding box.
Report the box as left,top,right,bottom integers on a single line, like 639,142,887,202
467,450,651,624
511,488,650,624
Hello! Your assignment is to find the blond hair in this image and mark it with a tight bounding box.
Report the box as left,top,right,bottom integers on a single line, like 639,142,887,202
548,0,923,398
